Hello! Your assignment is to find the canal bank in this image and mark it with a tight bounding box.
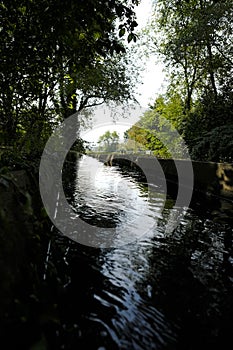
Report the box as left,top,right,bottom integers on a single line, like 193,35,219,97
89,153,233,199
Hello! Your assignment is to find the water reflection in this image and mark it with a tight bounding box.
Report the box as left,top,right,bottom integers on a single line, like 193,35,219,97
47,155,233,349
71,156,165,246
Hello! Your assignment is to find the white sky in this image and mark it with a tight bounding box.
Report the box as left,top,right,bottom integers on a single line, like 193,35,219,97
81,0,166,144
134,0,166,106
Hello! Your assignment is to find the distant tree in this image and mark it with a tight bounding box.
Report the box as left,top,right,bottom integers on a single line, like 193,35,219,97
111,131,120,151
98,130,120,151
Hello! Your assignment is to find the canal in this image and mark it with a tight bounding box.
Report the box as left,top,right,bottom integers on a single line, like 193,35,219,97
46,155,233,349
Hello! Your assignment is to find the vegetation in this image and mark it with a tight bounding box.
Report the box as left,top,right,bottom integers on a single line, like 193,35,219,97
125,94,186,158
127,0,233,162
0,0,140,156
97,130,120,151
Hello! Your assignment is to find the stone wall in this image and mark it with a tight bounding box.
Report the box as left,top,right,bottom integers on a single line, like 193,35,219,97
89,153,233,199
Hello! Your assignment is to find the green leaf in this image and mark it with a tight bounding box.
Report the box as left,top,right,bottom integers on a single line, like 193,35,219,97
127,33,133,43
119,28,125,37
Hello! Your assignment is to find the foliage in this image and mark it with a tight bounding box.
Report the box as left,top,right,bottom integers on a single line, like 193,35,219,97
183,81,233,141
0,148,40,171
151,0,233,112
142,0,233,161
125,94,188,158
98,130,120,151
0,0,140,155
190,125,233,162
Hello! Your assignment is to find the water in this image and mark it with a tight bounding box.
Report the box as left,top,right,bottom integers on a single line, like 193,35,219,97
47,155,233,349
71,156,165,246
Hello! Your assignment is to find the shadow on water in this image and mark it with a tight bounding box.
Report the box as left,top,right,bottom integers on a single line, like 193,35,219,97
43,155,233,349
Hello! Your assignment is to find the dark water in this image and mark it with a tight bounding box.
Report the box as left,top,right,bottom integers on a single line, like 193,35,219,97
48,156,233,349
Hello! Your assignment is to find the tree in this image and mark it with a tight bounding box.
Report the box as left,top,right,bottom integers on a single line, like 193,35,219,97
111,131,120,151
0,0,140,153
98,130,119,151
142,0,233,161
125,94,186,158
150,0,233,113
56,52,139,119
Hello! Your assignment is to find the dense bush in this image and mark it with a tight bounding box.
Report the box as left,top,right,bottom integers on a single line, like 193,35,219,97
190,125,233,162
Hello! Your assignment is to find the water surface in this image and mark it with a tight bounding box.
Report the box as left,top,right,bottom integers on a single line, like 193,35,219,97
48,155,233,349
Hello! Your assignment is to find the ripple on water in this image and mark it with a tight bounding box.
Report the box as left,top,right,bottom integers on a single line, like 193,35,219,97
56,156,233,349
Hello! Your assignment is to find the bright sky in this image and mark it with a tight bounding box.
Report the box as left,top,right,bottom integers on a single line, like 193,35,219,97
134,0,166,107
81,0,166,144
